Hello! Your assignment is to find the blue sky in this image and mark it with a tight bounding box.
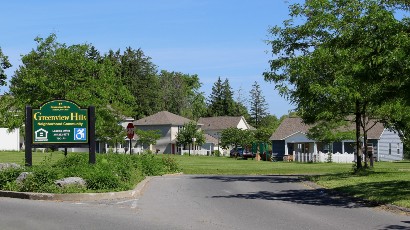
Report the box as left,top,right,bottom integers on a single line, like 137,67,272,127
1,0,302,117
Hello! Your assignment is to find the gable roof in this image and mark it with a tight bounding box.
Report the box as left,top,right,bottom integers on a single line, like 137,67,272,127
134,111,194,126
198,116,254,131
205,133,218,144
270,117,386,141
270,117,311,140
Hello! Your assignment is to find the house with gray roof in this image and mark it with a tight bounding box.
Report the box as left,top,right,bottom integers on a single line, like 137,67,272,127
270,117,403,162
198,116,255,155
134,111,200,154
198,116,255,139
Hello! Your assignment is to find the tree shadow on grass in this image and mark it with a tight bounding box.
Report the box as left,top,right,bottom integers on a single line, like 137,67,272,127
333,180,410,206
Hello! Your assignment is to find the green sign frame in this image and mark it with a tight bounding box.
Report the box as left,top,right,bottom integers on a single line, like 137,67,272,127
25,100,96,166
32,100,88,144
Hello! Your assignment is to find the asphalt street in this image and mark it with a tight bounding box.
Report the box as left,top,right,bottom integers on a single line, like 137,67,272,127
0,175,408,230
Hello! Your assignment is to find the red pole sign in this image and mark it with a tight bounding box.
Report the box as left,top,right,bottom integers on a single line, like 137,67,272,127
126,123,134,139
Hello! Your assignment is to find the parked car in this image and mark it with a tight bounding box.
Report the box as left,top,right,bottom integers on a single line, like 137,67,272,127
230,148,255,159
230,148,243,158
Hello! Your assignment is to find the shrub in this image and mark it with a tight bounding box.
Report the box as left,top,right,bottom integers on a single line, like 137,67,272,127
139,154,164,176
0,152,180,193
0,167,24,190
162,156,180,173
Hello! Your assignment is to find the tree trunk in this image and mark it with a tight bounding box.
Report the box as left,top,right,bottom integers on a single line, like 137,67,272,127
355,100,362,170
362,112,368,168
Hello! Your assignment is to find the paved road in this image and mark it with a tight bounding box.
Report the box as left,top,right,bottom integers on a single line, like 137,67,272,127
0,175,409,230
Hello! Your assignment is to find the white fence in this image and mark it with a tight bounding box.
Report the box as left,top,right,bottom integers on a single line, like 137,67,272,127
293,152,356,163
106,147,144,154
180,149,212,156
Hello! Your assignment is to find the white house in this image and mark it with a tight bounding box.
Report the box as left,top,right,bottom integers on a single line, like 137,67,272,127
0,128,22,151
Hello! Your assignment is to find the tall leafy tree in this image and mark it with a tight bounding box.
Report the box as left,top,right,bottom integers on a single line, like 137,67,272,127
158,70,207,120
249,81,268,128
259,114,280,133
264,0,410,170
0,34,134,142
0,47,11,88
105,47,159,119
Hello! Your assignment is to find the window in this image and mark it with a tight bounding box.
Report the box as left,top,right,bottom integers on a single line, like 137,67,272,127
389,143,391,155
397,143,400,155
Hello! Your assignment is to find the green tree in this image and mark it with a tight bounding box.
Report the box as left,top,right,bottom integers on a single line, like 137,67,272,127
220,128,254,154
135,129,161,149
249,81,268,128
208,77,237,116
0,34,134,142
207,77,224,116
259,115,280,132
105,47,159,119
0,47,12,88
158,70,207,120
264,0,410,170
221,78,236,116
176,121,205,156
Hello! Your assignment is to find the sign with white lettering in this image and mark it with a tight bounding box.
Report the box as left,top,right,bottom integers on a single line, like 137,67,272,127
32,100,88,144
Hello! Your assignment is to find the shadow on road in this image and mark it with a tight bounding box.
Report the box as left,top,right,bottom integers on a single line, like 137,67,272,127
379,221,410,230
210,189,373,208
192,175,301,184
193,175,375,209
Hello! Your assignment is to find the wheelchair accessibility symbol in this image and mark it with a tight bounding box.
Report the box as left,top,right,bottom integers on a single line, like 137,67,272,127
74,128,87,141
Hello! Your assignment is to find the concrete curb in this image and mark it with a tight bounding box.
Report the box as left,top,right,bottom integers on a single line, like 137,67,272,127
0,176,153,201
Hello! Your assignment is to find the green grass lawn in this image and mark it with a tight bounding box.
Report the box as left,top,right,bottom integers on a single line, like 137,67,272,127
176,155,352,175
1,152,409,209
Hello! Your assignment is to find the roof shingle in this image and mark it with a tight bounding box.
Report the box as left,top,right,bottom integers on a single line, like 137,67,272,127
198,116,252,131
135,111,194,126
270,117,385,140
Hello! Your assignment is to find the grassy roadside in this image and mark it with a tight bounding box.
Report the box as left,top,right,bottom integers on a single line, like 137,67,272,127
306,161,410,209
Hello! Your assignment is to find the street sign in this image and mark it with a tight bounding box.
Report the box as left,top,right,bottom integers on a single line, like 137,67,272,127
32,100,88,144
126,123,134,139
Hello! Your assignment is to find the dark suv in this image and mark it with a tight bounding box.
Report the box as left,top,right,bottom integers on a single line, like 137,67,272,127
230,148,255,159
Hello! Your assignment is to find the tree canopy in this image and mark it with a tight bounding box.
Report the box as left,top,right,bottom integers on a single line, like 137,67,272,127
264,0,410,169
0,47,11,88
0,34,134,141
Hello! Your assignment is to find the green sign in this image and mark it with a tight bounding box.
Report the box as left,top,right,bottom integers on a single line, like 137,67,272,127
32,100,88,144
